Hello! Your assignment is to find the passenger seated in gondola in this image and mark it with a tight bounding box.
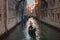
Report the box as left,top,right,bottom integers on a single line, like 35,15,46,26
28,24,36,38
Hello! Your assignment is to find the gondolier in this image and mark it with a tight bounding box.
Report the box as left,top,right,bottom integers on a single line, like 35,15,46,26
28,22,36,38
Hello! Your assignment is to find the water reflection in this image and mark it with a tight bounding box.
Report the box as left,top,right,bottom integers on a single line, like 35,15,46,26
23,17,40,40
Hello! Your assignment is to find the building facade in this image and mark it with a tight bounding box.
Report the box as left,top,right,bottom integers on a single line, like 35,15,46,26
0,0,17,35
35,0,60,40
0,0,6,35
0,0,26,36
36,0,60,28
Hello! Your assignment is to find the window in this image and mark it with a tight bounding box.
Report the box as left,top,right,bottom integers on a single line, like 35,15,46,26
52,13,54,19
53,0,55,6
57,13,59,19
59,0,60,2
41,0,44,1
0,14,1,20
53,0,55,3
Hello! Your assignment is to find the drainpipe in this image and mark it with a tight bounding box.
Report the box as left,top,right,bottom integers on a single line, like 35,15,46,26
4,0,8,32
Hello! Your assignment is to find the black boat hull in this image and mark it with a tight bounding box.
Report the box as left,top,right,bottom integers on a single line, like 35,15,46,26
28,29,36,38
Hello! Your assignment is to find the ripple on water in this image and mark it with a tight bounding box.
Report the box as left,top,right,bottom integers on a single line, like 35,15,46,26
23,17,40,40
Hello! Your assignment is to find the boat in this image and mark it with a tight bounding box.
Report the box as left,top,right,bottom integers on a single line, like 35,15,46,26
28,25,36,38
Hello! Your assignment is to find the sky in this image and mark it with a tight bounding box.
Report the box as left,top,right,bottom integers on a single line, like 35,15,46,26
27,0,34,6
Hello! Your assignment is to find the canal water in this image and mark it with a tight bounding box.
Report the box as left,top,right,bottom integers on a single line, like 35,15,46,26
24,17,40,40
5,17,60,40
5,17,40,40
40,22,60,40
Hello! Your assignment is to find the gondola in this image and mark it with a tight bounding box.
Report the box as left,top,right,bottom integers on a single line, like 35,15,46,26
28,25,36,38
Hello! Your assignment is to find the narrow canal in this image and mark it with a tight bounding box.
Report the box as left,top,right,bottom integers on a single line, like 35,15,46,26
40,22,60,40
4,17,60,40
24,17,40,40
4,17,40,40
